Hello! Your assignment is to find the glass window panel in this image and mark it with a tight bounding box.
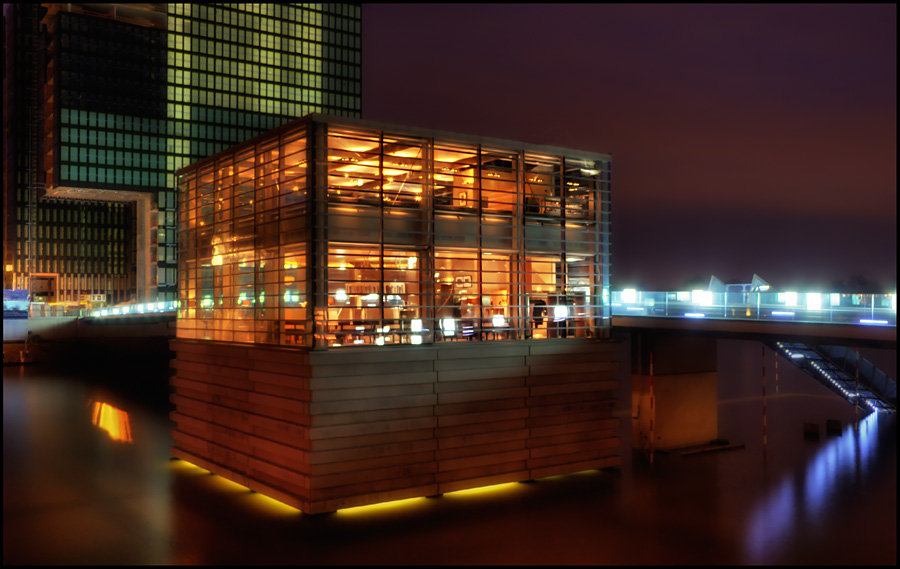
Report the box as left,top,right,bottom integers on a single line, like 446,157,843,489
434,250,480,341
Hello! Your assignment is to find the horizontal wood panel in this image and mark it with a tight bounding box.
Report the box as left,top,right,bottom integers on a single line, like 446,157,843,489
526,446,619,470
309,461,438,491
435,460,527,485
311,427,435,452
434,397,525,417
310,439,437,466
434,355,526,371
309,370,436,390
437,366,530,382
311,382,434,402
309,416,437,441
436,345,530,360
434,376,525,394
310,450,436,477
310,347,437,366
438,427,530,450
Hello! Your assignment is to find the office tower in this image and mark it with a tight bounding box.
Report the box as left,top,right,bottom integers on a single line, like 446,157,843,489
3,3,362,306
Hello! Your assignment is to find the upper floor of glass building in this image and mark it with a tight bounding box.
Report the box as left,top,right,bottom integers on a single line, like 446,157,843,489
175,114,612,349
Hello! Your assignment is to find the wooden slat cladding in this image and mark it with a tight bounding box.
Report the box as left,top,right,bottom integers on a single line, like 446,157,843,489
171,338,627,514
170,340,314,511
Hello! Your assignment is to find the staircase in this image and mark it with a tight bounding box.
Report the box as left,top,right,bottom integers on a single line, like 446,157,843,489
768,341,896,413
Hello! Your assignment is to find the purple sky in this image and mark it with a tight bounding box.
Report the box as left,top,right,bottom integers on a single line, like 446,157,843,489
362,4,896,291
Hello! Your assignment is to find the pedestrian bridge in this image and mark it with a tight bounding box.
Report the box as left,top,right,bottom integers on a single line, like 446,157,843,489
612,290,895,414
610,289,895,347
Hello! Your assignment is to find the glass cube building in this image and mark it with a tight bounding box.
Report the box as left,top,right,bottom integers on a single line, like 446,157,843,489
4,3,361,305
175,114,612,348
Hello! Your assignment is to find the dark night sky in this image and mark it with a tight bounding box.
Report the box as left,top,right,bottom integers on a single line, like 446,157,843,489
361,4,896,292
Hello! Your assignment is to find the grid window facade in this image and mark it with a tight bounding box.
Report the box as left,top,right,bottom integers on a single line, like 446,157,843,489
7,4,360,305
177,115,612,349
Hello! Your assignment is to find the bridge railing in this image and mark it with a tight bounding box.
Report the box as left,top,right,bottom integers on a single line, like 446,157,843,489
610,290,896,327
89,300,178,318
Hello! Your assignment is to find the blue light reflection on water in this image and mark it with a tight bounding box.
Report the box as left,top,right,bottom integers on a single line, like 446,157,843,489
745,412,881,563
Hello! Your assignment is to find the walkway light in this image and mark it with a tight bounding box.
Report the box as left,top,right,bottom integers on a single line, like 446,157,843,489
622,288,637,304
691,290,712,306
783,292,798,306
806,293,821,311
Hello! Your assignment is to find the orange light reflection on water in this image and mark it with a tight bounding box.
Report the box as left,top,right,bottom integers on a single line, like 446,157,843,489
89,401,133,443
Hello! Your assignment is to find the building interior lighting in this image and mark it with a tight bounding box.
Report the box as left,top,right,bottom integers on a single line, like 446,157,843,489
553,305,568,320
410,319,423,332
441,318,456,335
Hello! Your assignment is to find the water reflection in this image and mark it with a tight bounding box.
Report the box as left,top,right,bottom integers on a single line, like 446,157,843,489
88,400,133,444
745,412,882,563
4,364,894,565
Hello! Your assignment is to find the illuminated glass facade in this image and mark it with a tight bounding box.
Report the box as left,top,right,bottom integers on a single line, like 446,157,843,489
4,3,361,305
176,114,612,348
